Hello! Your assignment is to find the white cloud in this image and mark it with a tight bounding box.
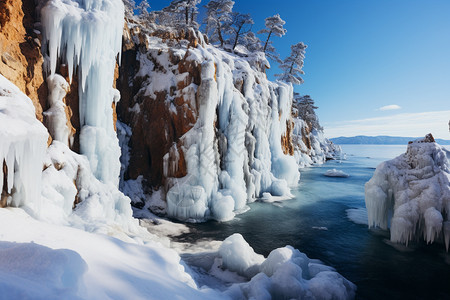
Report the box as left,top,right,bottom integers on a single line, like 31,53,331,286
378,104,401,111
324,110,450,139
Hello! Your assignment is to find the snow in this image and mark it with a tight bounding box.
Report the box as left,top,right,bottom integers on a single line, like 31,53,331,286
0,208,224,300
217,234,356,299
40,141,143,236
0,75,48,209
41,0,124,185
365,138,450,250
324,169,350,178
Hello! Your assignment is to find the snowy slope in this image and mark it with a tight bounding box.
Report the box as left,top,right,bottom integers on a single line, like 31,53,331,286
365,135,450,250
0,208,224,300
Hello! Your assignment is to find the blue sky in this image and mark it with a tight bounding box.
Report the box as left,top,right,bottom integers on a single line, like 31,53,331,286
142,0,450,138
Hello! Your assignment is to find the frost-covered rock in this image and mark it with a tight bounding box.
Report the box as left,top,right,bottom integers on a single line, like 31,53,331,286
365,135,450,250
293,118,342,168
118,25,300,222
0,75,48,209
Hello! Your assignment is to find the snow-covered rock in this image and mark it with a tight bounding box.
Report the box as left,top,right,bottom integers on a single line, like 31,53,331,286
189,233,356,300
292,118,342,168
365,135,450,250
0,74,48,209
118,25,300,222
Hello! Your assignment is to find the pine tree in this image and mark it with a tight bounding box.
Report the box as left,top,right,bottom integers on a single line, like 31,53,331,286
227,12,254,51
162,0,202,29
203,0,234,47
261,14,287,51
123,0,137,19
137,0,150,19
276,42,307,85
294,94,322,130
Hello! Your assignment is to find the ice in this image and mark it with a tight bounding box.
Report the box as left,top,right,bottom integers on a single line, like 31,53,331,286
159,41,301,222
324,169,350,178
219,234,265,278
44,74,71,146
41,141,146,236
346,208,368,225
210,234,356,299
0,75,48,209
40,0,124,185
293,119,342,168
365,137,450,249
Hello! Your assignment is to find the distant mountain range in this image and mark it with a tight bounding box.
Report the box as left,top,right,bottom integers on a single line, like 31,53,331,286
330,136,450,145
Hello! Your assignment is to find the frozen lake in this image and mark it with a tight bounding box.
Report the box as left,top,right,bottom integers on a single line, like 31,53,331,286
174,144,450,299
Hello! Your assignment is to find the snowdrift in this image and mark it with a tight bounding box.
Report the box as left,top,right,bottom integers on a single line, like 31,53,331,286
365,135,450,250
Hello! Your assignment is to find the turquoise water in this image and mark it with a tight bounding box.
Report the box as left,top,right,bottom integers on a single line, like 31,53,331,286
175,145,450,299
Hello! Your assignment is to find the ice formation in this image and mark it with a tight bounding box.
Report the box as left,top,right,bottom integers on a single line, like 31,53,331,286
0,75,48,209
44,74,71,146
40,0,124,185
189,233,356,299
292,118,342,168
324,169,349,178
365,136,450,250
124,29,301,222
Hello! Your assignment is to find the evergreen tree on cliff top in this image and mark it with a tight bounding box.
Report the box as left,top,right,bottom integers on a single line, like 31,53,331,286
294,94,322,130
203,0,234,47
162,0,202,28
227,12,254,51
258,14,287,63
276,42,307,85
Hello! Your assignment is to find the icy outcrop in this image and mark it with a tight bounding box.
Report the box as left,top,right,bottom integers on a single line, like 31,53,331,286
188,233,356,300
41,141,143,235
293,118,342,168
365,135,450,250
119,27,300,222
44,74,71,146
0,75,48,209
40,0,124,185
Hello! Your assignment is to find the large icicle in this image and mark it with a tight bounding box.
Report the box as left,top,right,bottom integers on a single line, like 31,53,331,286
365,135,450,250
40,0,124,185
0,75,48,210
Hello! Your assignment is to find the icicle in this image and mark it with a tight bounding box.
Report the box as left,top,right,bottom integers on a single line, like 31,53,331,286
41,0,124,185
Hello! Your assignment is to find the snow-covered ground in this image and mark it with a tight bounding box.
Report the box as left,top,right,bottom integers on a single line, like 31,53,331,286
0,208,223,300
365,136,450,250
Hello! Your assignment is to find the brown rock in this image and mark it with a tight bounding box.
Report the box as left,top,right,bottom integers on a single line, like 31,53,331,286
281,120,295,155
0,0,47,121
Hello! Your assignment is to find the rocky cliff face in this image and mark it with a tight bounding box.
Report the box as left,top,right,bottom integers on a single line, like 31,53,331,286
0,0,46,121
117,21,304,221
1,1,339,223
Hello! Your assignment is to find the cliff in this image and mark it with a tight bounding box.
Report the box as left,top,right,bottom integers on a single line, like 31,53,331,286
1,0,339,224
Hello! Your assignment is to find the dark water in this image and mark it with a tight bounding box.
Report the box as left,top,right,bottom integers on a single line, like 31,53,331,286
174,145,450,299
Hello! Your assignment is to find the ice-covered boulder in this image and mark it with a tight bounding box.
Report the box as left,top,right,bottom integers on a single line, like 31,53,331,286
365,134,450,250
212,234,357,300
